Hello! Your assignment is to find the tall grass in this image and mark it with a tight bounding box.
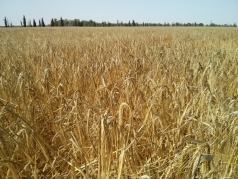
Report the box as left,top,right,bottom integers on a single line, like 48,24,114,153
0,27,237,178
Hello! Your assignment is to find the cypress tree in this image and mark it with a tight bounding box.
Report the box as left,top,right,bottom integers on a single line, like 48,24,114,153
60,17,64,26
23,15,26,27
51,18,54,26
132,20,136,26
41,18,45,27
33,19,36,27
4,17,7,27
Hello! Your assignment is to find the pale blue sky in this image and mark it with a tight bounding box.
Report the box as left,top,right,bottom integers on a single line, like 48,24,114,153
0,0,237,26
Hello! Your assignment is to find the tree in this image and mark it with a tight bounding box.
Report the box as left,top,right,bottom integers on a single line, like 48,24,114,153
80,20,83,26
51,18,54,26
210,21,216,27
128,20,131,26
186,22,192,26
60,17,64,26
39,19,41,27
65,19,69,26
54,18,58,26
33,19,36,27
20,21,22,26
132,20,136,26
41,18,45,27
4,17,8,27
77,19,81,26
73,19,78,26
23,15,26,27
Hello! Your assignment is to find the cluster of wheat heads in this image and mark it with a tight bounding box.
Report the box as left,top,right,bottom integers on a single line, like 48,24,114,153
0,27,237,178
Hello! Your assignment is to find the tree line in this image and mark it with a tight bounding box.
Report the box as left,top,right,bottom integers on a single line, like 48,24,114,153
3,15,238,28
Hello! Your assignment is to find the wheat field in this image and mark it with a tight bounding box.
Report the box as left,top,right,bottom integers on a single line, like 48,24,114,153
0,27,238,178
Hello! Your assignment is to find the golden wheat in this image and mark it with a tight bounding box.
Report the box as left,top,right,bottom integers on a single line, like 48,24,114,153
0,27,237,178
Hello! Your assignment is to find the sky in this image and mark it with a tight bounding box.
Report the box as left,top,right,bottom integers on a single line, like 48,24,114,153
0,0,238,26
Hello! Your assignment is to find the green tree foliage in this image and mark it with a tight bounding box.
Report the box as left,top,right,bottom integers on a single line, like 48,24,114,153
210,21,216,27
65,19,69,26
77,19,81,26
33,19,36,27
51,18,54,27
23,15,26,27
41,18,45,27
72,19,76,26
73,19,78,26
132,20,136,26
60,17,64,26
54,18,58,26
4,17,8,27
14,16,236,28
186,22,192,26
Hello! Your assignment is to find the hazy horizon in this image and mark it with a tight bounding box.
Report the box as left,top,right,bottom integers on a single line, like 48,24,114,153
0,0,238,26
